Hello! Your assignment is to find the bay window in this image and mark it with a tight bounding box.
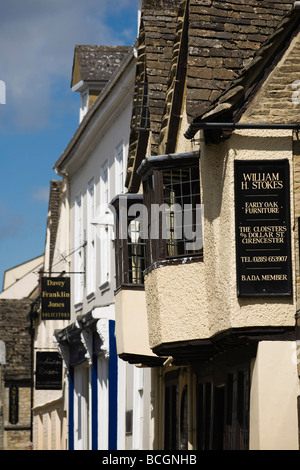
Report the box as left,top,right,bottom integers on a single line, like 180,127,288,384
111,194,146,290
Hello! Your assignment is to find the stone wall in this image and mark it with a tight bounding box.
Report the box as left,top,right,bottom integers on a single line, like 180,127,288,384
242,34,300,124
0,299,33,450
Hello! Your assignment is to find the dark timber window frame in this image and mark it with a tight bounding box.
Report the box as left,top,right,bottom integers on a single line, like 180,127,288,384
196,366,250,450
138,151,202,269
111,194,147,291
164,372,179,450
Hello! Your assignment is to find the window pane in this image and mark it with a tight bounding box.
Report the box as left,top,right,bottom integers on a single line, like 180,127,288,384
128,218,146,284
162,165,201,257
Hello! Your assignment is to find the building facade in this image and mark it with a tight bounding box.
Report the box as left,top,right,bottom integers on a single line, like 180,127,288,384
31,179,69,450
44,40,155,450
5,0,300,451
0,256,43,450
0,341,5,450
112,0,300,450
0,299,34,450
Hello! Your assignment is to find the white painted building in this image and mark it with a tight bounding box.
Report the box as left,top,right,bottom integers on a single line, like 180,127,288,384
50,42,153,450
32,180,69,450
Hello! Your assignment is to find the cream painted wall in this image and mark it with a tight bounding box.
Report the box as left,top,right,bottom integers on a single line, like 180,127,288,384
145,262,209,348
115,288,155,357
145,129,296,348
201,129,296,333
250,341,299,450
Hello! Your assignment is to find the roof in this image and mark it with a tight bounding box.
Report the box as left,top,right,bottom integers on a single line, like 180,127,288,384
186,0,294,122
71,45,132,88
0,262,43,300
55,47,135,173
126,0,183,191
185,2,300,138
47,180,63,270
125,0,295,191
1,254,44,292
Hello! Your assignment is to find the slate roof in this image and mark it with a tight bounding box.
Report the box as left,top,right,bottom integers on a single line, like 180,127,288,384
126,0,183,191
126,0,296,191
47,180,63,270
55,47,135,172
185,3,300,138
71,45,131,87
186,0,294,122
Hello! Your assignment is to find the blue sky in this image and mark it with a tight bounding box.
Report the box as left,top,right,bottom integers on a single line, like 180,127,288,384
0,0,139,288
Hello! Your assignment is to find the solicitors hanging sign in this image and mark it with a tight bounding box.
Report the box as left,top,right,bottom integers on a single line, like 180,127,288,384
235,159,292,297
41,277,70,320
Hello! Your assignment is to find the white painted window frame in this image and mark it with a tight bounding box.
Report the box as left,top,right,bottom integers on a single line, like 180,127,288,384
86,179,95,298
74,365,91,450
115,140,125,195
97,356,109,449
74,193,83,306
80,90,89,122
99,160,110,289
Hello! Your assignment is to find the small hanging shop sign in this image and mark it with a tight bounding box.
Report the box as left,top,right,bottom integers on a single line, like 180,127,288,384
35,351,62,390
41,276,70,320
9,385,18,424
235,159,292,297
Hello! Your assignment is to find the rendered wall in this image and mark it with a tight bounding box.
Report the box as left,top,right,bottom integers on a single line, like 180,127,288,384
145,129,296,349
250,341,299,450
115,288,155,358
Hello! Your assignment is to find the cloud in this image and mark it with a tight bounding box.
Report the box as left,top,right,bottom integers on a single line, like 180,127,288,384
32,187,50,203
0,0,138,130
0,204,24,240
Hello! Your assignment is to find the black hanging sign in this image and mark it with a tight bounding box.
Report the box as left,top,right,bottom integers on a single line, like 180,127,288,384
41,276,70,320
9,385,18,424
35,351,62,390
235,159,292,297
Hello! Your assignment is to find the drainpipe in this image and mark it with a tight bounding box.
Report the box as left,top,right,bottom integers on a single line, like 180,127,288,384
296,308,300,377
188,369,193,450
29,298,40,442
0,341,5,450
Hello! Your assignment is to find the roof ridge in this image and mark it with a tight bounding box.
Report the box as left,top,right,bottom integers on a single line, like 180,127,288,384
188,3,300,126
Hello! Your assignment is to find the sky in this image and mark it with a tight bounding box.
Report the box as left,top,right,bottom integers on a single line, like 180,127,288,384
0,0,139,288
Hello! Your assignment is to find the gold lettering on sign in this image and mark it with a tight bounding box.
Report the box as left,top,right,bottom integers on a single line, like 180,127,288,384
239,225,286,244
235,160,291,296
244,201,279,214
42,312,70,319
47,279,66,287
241,172,283,190
241,274,288,281
42,291,70,298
